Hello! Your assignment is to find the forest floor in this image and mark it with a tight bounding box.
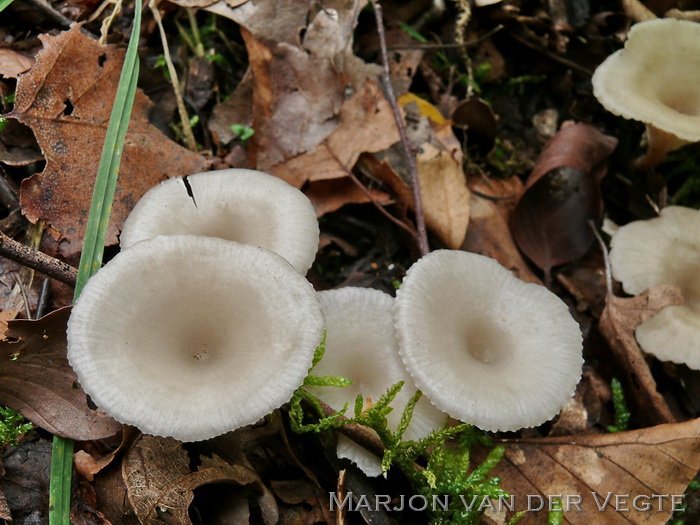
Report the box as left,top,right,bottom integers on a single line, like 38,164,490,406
1,0,700,523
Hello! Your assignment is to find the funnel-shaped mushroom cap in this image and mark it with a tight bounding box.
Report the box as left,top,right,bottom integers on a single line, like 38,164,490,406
120,169,319,274
395,250,583,432
592,19,700,166
67,235,324,442
307,287,446,476
610,206,700,369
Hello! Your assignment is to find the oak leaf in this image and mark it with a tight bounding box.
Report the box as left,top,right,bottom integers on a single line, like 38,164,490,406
9,25,207,256
123,435,262,525
483,418,700,524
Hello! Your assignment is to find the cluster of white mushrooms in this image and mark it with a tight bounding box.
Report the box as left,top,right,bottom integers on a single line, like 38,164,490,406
66,168,584,476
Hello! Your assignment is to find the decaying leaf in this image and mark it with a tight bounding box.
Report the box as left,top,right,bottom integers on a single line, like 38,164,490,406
272,79,399,187
482,417,700,524
123,435,262,525
0,49,34,78
9,25,207,256
599,285,684,426
416,142,470,249
304,178,391,217
462,176,541,284
511,122,618,272
0,307,121,440
401,95,470,249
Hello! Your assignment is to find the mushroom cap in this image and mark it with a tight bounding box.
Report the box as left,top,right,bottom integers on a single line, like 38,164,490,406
591,19,700,142
307,287,446,476
120,169,320,274
610,206,700,369
610,206,700,300
67,235,324,442
395,250,583,432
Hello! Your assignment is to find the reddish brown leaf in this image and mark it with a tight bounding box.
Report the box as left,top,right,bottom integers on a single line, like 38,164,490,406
0,307,121,440
304,178,391,218
0,49,34,78
482,418,700,524
123,435,262,525
599,286,684,426
462,176,541,284
9,25,207,256
511,122,617,272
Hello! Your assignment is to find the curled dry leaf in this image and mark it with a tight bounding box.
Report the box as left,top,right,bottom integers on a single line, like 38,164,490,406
599,285,683,426
123,435,262,525
304,177,391,217
481,417,700,524
0,307,121,440
511,121,618,272
0,49,35,78
8,25,207,256
462,175,541,284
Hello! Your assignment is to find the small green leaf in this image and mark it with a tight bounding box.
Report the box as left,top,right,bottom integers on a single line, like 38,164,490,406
230,123,254,143
0,0,15,14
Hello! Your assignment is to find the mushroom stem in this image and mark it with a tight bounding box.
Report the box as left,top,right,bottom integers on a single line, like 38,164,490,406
634,124,691,170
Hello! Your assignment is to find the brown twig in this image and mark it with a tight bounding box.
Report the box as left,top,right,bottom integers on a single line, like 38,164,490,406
328,149,419,239
0,232,77,286
315,398,386,459
372,0,429,256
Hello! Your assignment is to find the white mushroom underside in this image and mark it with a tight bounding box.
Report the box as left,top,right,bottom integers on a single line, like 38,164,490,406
395,251,583,432
67,235,324,442
119,169,320,274
610,206,700,305
592,19,700,141
307,287,446,475
637,305,700,370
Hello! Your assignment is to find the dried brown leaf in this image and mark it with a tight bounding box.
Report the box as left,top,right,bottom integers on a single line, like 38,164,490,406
0,307,121,440
123,435,261,525
304,178,391,217
9,25,207,256
511,122,617,271
484,418,700,524
599,286,684,426
272,79,399,187
417,141,470,249
0,49,34,78
462,176,541,284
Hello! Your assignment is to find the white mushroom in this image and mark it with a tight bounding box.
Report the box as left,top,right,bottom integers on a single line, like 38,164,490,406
592,19,700,168
120,169,319,274
395,250,583,432
609,206,700,369
306,287,446,476
67,235,324,442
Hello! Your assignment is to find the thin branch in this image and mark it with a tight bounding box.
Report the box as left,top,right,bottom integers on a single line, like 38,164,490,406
0,232,77,286
328,149,419,239
371,0,429,256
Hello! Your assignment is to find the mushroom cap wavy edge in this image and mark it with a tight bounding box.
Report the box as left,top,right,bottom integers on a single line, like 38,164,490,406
395,250,583,432
307,287,447,476
67,235,324,442
610,206,700,369
120,169,320,274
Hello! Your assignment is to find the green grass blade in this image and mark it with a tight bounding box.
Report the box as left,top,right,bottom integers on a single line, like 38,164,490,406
49,1,142,523
74,1,142,296
0,0,15,14
48,437,73,521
